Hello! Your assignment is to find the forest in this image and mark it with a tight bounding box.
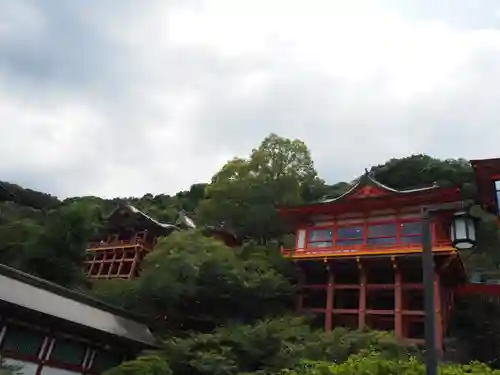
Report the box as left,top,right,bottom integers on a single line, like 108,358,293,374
1,133,500,374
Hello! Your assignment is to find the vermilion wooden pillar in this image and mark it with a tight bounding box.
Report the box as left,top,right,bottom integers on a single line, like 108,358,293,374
325,263,334,331
129,248,141,279
358,261,366,329
394,261,403,340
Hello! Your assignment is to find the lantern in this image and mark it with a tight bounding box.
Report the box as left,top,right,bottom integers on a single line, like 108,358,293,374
450,211,476,250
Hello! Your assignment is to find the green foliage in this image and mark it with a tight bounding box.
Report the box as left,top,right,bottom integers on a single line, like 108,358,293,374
103,355,172,375
370,154,474,189
109,318,417,375
279,352,500,375
0,181,60,210
448,295,500,367
0,200,102,287
93,231,294,332
0,356,22,375
198,134,325,243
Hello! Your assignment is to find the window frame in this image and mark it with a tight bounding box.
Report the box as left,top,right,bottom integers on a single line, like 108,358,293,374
399,219,422,245
366,221,397,246
305,227,334,248
304,217,427,249
335,222,365,247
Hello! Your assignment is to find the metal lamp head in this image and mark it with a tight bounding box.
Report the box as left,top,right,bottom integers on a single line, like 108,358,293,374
450,210,476,250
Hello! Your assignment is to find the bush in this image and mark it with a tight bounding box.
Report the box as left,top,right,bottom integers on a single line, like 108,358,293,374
280,352,500,375
104,355,171,375
104,317,418,375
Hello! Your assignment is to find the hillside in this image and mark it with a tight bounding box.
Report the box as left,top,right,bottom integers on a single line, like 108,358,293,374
1,134,500,374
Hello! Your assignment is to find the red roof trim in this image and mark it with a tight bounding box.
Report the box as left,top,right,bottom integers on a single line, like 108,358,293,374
277,170,455,216
278,186,461,217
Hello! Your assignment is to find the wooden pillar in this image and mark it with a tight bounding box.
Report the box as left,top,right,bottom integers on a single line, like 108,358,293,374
325,262,334,331
97,251,105,278
358,259,366,330
434,272,443,352
394,258,403,340
129,247,141,279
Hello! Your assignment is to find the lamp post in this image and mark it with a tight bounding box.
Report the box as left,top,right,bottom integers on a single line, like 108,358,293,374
421,205,476,375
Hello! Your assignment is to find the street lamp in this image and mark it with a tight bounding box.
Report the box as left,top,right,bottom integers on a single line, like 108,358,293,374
450,211,477,250
421,205,476,375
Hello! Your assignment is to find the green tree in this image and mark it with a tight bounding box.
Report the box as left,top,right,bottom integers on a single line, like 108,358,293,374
370,154,474,190
198,134,324,243
18,201,103,287
92,231,294,332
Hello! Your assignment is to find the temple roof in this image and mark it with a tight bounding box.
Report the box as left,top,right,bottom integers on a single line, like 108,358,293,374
0,263,157,346
106,204,180,235
319,169,439,203
277,169,460,217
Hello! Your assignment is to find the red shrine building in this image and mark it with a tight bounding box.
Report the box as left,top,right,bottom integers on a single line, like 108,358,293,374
278,158,500,347
84,205,240,280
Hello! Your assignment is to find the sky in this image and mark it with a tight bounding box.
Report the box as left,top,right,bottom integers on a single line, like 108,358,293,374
2,0,500,199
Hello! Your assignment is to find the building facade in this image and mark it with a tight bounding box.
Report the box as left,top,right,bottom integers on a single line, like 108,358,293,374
0,264,156,375
278,168,481,347
84,205,240,280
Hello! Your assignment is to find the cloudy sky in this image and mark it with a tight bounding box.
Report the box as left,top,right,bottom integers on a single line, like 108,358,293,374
2,0,500,198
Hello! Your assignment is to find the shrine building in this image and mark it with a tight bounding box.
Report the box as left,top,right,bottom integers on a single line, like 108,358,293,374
0,263,156,375
278,158,500,348
84,205,240,280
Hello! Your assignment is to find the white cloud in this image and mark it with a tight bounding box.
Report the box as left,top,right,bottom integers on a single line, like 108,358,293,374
1,0,500,198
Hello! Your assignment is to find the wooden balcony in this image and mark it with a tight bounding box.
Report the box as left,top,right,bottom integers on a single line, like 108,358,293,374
281,241,456,259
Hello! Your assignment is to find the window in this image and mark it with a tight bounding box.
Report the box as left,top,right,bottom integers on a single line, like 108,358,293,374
2,325,45,357
91,350,123,374
337,225,363,246
399,221,421,244
50,337,87,366
307,229,333,248
366,223,396,245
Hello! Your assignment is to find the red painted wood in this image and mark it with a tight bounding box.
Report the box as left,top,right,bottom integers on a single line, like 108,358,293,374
394,266,402,340
358,266,367,329
303,216,430,251
456,283,500,296
333,308,358,314
278,186,461,217
325,269,334,331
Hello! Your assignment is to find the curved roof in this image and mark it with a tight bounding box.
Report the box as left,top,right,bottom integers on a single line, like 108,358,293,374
106,204,180,235
277,169,460,216
319,169,439,203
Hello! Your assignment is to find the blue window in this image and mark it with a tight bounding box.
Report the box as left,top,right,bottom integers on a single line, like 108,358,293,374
307,229,333,248
337,226,363,246
399,235,422,244
366,223,397,246
400,221,421,235
400,221,421,245
368,223,396,237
